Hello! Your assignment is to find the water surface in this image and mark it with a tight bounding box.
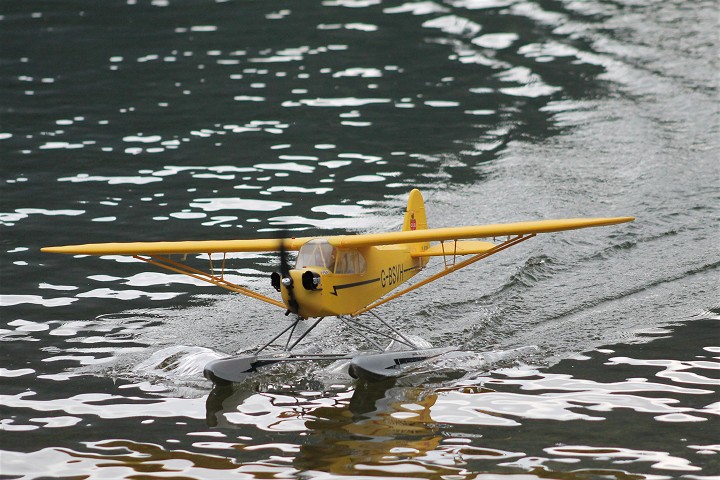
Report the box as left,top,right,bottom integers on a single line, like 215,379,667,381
1,0,718,478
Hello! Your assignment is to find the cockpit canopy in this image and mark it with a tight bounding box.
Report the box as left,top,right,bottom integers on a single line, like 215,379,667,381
296,239,366,275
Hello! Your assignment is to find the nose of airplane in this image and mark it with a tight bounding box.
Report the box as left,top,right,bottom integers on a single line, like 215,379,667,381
280,269,324,319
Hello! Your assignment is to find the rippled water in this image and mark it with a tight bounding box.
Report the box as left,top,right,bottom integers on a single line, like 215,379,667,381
1,0,718,478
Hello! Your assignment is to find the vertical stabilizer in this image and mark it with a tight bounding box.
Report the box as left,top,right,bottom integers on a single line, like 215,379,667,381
402,189,430,262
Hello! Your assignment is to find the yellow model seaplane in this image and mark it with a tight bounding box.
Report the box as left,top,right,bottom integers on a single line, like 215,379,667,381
42,189,634,384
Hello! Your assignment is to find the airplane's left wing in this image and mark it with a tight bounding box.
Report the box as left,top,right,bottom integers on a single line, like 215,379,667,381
341,216,634,314
326,217,635,249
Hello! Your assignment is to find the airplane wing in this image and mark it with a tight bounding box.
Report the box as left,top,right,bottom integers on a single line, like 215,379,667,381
40,216,633,313
41,237,315,255
326,217,635,248
42,217,634,255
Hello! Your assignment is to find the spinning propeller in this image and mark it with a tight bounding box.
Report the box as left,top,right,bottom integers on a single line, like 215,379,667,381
270,236,299,315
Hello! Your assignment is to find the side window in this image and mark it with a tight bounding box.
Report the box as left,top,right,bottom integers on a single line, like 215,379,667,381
335,249,366,274
335,250,350,274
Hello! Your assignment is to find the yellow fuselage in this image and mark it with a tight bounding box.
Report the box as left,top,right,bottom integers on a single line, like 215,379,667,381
281,245,426,318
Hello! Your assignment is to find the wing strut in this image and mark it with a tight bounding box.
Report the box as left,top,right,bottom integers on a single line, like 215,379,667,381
134,254,286,309
352,234,535,316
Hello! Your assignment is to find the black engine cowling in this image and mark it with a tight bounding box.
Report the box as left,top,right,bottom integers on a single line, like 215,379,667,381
302,271,321,290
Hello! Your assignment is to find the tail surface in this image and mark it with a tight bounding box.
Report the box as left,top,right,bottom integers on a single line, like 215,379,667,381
402,189,430,262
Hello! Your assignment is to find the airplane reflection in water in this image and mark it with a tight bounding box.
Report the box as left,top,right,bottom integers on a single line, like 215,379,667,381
205,380,503,477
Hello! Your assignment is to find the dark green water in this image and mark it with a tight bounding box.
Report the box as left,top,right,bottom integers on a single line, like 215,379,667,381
1,0,718,478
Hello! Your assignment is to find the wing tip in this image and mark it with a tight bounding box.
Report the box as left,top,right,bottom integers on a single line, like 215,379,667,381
41,245,93,255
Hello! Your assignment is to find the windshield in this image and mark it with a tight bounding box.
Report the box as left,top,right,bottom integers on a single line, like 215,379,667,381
296,239,336,272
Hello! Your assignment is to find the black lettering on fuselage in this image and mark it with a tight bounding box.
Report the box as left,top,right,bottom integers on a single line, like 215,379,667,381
381,263,404,288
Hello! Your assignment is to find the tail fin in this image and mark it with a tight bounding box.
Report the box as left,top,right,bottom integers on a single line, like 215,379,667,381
402,189,430,261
